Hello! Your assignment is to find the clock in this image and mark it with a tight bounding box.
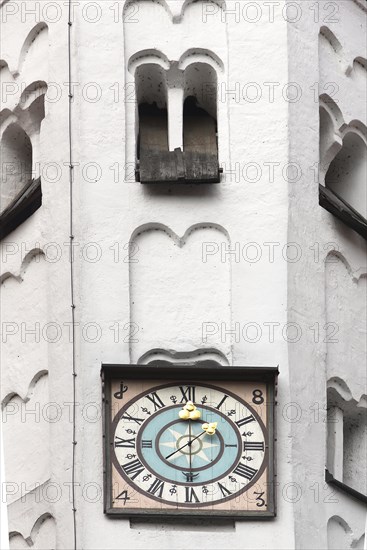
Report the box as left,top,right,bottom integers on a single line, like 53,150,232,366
102,363,278,519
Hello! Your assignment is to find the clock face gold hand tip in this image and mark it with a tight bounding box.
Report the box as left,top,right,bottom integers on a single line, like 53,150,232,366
202,422,218,435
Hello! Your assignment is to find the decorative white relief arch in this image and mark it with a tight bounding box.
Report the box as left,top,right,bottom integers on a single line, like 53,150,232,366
320,26,343,54
325,129,367,218
327,516,353,549
138,348,230,366
123,0,229,180
1,23,49,217
178,48,224,72
319,102,344,182
129,223,232,362
0,250,49,402
19,80,48,110
352,56,367,76
1,22,49,89
9,513,56,550
3,374,51,505
325,253,366,493
128,50,171,74
351,0,367,13
319,97,367,218
0,247,45,283
17,22,48,77
1,370,48,409
327,515,366,549
124,0,226,24
319,26,353,75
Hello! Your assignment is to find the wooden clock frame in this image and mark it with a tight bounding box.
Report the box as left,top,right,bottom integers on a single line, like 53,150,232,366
101,362,278,520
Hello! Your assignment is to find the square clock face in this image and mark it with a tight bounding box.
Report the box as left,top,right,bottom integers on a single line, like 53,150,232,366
102,363,278,519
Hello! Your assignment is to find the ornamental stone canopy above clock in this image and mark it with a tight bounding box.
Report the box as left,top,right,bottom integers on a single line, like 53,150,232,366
102,363,278,519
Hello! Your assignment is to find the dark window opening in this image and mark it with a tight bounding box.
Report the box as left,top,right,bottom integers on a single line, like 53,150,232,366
136,61,220,184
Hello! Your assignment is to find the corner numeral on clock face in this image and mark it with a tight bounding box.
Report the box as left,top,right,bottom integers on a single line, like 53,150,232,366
218,482,232,498
233,463,258,481
243,441,265,452
120,411,145,425
116,490,130,505
122,459,145,480
179,386,196,403
142,439,152,448
185,487,200,503
115,436,135,448
147,478,165,498
236,414,255,428
146,392,165,411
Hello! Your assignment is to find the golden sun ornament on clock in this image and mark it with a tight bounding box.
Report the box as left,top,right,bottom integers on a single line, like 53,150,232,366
102,363,278,519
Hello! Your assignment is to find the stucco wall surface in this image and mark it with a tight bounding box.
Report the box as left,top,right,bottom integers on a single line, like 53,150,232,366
287,0,367,548
0,0,366,549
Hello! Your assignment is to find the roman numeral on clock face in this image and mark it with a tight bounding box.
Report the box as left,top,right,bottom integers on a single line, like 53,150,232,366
115,436,135,448
120,411,145,425
182,471,199,483
122,459,145,480
216,395,229,410
185,487,200,503
218,482,232,498
147,478,165,498
179,386,196,403
141,440,152,448
233,463,258,481
146,392,165,411
243,441,265,452
235,414,255,428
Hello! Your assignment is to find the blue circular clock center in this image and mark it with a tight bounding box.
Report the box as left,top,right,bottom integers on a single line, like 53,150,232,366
137,405,241,485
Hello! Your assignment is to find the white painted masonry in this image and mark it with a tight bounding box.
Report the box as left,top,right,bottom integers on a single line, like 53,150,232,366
0,1,366,549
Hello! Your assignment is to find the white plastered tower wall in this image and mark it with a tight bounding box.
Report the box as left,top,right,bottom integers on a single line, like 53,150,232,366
287,0,367,548
1,418,9,550
0,1,365,550
1,1,75,547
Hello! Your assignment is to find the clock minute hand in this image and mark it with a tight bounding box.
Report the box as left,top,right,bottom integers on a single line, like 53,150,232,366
165,422,218,460
165,431,206,460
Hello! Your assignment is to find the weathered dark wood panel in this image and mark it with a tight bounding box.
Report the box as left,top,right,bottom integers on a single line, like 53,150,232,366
319,185,367,240
0,177,42,240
